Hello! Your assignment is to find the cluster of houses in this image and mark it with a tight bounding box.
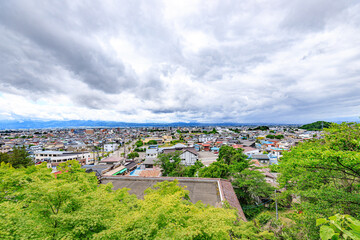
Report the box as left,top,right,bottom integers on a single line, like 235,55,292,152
0,125,322,220
0,126,318,179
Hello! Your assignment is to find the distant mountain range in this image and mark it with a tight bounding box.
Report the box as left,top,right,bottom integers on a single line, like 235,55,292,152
0,120,301,130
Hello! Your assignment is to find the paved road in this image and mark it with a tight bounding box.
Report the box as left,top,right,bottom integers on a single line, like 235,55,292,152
198,151,218,166
112,140,136,158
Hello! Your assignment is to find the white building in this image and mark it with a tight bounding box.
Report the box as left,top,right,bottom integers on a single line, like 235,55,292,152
161,147,199,166
179,149,199,166
146,148,160,159
34,151,93,169
104,143,118,152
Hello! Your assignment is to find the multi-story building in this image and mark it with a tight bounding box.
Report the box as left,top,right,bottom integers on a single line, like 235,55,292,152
103,143,118,152
34,151,92,169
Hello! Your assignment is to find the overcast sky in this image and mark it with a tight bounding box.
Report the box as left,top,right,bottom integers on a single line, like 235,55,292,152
1,0,360,123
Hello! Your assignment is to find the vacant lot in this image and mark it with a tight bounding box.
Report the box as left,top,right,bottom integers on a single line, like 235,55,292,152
198,151,218,166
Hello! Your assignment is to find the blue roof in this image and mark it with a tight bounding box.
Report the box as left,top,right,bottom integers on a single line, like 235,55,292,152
270,147,284,151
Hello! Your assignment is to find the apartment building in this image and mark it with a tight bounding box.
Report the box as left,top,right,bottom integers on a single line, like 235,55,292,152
34,151,92,169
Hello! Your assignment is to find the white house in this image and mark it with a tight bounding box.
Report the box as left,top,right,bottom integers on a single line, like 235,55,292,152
146,148,160,159
104,143,118,152
179,149,199,166
161,147,199,166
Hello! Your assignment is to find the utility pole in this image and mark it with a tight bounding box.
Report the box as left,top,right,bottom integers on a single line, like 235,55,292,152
275,189,278,220
123,140,126,164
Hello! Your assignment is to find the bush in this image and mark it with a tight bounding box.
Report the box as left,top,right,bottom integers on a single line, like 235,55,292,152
256,212,273,226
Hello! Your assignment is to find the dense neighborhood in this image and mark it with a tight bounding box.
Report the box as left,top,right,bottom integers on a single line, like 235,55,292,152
0,125,317,178
2,123,360,239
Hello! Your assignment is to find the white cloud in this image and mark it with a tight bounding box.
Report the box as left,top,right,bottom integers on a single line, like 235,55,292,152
0,0,359,123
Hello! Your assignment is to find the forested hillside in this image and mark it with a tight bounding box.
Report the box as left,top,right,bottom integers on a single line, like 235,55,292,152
300,121,332,131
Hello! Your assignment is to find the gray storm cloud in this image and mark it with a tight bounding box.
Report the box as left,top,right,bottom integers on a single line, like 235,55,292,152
0,0,360,123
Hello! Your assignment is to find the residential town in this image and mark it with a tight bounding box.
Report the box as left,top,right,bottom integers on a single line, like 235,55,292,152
0,125,317,182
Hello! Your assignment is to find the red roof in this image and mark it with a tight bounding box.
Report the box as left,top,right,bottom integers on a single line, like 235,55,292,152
53,170,68,178
232,144,243,149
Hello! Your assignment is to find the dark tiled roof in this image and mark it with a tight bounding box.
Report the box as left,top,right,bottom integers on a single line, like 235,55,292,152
220,180,247,221
162,147,198,156
124,161,137,170
82,165,111,177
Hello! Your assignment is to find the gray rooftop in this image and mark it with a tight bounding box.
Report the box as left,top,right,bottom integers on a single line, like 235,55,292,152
101,176,246,221
143,158,156,165
251,154,270,160
82,165,111,177
102,177,220,205
146,148,158,154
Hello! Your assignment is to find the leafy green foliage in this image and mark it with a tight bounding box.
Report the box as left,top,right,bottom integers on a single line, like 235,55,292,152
155,146,274,222
266,134,284,139
251,126,269,131
147,140,158,145
278,123,360,218
127,152,139,159
256,211,273,225
198,145,250,179
134,147,146,152
277,123,360,239
155,151,204,177
230,128,241,133
198,161,230,178
317,214,360,240
218,145,249,167
0,161,271,239
233,169,274,207
0,146,33,168
135,140,143,147
300,121,332,131
198,145,274,216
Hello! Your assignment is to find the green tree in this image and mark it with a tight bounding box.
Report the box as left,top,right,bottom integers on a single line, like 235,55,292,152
156,152,204,177
0,161,272,239
300,121,332,131
278,122,360,218
266,134,275,139
275,134,284,139
277,122,360,238
0,146,32,168
198,161,230,178
210,128,218,134
127,152,139,160
232,169,274,207
252,126,269,131
156,151,182,176
218,145,249,167
266,134,284,139
135,140,143,147
147,140,158,145
198,145,274,215
183,160,204,177
134,147,145,152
